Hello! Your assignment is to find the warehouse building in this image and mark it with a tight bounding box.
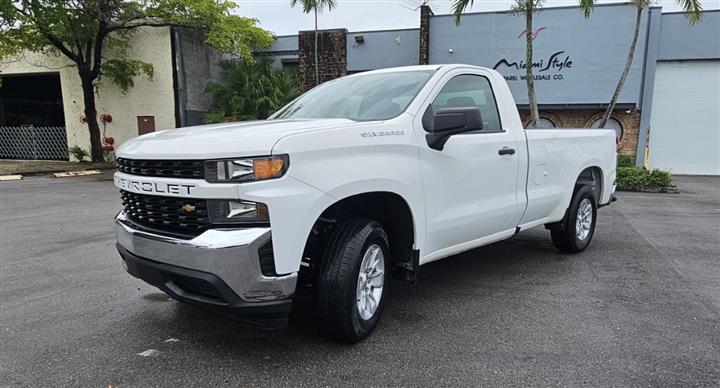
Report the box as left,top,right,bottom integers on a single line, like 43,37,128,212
264,4,720,175
0,27,219,161
1,3,718,174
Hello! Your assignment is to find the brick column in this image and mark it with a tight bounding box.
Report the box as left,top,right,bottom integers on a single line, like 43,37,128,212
298,28,347,91
419,5,434,65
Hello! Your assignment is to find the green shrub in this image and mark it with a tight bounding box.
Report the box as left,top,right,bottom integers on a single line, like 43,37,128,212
204,57,302,122
68,145,90,162
617,167,673,191
617,155,633,168
648,168,673,188
202,112,229,124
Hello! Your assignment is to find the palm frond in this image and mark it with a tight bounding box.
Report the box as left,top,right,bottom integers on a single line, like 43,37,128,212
451,0,474,26
677,0,703,25
290,0,337,13
579,0,595,18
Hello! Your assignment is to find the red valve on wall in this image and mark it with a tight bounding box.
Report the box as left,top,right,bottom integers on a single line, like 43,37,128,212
100,113,115,152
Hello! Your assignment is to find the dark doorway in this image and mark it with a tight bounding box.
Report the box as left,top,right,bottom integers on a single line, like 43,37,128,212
0,73,68,160
0,73,65,126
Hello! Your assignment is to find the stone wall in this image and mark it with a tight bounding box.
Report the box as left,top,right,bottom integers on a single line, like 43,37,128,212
520,109,640,158
419,5,433,65
298,29,348,90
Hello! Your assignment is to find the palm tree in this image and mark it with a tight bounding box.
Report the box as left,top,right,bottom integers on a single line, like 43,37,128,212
453,0,545,127
291,0,338,86
205,57,302,122
594,0,702,128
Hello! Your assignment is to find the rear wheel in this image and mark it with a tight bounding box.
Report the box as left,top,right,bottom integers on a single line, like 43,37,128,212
315,218,389,343
551,186,597,253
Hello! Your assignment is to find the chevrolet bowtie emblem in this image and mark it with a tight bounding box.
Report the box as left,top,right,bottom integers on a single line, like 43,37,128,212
181,204,196,213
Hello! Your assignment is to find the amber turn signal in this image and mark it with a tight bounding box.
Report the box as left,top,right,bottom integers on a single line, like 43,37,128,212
254,157,286,181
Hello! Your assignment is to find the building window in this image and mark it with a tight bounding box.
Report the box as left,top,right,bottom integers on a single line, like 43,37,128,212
590,117,623,141
525,117,557,129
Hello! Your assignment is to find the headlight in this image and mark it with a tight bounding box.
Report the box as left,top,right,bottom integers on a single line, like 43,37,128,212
205,155,288,183
208,200,269,225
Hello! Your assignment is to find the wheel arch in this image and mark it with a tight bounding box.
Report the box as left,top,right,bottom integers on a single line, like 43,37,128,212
298,191,419,289
546,166,604,232
574,165,604,204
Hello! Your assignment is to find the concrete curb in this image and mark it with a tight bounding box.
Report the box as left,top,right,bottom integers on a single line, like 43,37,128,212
618,186,680,194
1,163,115,177
53,170,102,178
0,175,23,181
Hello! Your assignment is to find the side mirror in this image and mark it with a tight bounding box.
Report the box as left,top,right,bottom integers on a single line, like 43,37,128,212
422,105,483,150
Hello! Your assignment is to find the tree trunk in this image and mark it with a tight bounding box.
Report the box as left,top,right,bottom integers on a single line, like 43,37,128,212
599,6,642,128
525,4,540,127
314,8,319,86
80,74,103,162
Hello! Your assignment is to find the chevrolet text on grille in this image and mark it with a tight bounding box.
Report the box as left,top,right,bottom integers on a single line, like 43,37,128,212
114,175,195,195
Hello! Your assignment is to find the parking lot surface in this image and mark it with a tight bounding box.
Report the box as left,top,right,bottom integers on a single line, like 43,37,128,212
1,173,718,386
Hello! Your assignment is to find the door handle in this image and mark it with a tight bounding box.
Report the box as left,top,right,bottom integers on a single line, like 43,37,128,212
498,147,516,156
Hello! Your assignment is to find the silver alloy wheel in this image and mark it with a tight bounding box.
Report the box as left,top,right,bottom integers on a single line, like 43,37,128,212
576,198,593,241
356,244,385,320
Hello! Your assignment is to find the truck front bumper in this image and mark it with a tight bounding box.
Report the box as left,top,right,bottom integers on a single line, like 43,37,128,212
115,211,297,326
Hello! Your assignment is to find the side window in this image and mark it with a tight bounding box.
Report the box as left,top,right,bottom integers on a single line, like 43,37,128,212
431,74,502,132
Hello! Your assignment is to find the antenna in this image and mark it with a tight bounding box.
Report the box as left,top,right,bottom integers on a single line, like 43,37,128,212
398,0,433,12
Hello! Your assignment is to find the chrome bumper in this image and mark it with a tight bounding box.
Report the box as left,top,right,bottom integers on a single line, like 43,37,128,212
114,211,297,304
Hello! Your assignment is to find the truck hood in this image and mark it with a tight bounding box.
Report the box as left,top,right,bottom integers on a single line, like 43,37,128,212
116,119,356,159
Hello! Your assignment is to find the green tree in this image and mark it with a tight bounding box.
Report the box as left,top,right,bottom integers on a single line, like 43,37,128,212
594,0,702,129
290,0,336,87
0,0,273,161
204,57,302,122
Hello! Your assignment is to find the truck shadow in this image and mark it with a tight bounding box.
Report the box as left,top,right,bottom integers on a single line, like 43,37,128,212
149,228,564,353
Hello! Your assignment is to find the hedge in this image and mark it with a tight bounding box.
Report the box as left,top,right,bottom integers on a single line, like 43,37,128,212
617,155,633,168
617,167,674,191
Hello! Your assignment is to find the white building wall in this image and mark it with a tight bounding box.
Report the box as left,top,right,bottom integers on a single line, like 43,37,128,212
1,27,176,159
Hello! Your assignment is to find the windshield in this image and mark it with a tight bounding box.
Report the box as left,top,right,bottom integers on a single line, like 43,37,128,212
272,70,435,121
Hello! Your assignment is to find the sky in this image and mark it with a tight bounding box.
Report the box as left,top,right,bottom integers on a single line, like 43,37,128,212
235,0,720,36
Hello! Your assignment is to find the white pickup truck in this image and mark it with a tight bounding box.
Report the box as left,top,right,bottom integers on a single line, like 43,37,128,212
114,64,616,342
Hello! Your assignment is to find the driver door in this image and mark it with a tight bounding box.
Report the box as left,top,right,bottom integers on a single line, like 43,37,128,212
416,70,522,259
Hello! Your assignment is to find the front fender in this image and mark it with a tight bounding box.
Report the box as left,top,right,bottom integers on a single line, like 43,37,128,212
272,121,426,259
239,176,336,275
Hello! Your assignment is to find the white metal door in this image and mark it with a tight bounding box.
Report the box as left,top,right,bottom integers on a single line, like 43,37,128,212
648,61,720,175
415,70,521,260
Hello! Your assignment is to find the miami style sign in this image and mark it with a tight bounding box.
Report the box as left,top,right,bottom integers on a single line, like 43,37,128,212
493,50,574,82
492,27,574,82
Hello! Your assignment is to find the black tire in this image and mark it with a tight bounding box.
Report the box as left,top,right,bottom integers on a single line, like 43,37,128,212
315,218,389,343
551,185,597,253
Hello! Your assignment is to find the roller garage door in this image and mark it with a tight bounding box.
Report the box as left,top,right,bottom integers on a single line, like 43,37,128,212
648,61,720,175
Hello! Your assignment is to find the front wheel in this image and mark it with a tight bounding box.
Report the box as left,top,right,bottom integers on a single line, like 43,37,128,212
315,218,389,343
551,185,597,253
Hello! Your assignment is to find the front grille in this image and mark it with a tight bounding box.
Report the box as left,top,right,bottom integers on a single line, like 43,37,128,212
121,190,210,237
117,158,205,179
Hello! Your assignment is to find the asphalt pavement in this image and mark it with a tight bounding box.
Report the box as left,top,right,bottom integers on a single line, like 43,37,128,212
1,173,718,387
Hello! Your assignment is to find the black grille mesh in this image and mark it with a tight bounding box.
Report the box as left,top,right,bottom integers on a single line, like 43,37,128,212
121,190,209,237
171,275,225,302
117,158,204,179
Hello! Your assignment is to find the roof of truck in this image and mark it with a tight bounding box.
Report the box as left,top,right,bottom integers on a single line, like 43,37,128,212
354,64,490,75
